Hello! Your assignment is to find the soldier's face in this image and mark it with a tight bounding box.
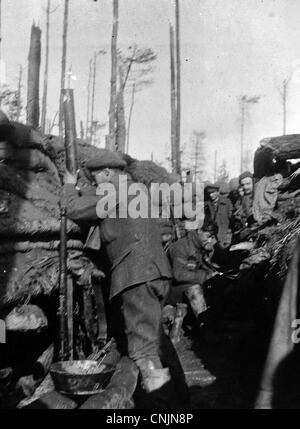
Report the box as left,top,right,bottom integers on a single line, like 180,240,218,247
198,230,216,250
240,178,253,195
92,168,112,185
208,190,219,203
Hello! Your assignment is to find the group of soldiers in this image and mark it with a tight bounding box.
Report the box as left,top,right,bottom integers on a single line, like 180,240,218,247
62,150,258,408
164,171,256,344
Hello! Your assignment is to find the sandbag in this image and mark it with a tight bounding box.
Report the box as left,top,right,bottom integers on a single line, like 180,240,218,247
10,122,45,150
5,305,48,332
0,240,83,254
0,217,80,238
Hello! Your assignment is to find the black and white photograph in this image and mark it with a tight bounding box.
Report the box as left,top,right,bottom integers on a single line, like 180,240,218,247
0,0,300,411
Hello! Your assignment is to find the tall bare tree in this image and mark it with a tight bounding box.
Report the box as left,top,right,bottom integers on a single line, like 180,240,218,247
107,0,119,150
175,0,182,177
85,58,92,141
41,0,51,133
16,64,23,122
126,83,135,154
192,131,206,182
90,52,97,143
239,95,260,173
0,0,2,108
118,45,156,153
59,0,69,137
27,24,41,128
116,64,126,152
278,77,291,135
169,24,176,173
90,50,106,144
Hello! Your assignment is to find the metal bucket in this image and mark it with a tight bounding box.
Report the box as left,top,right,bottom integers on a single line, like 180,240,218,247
50,360,115,396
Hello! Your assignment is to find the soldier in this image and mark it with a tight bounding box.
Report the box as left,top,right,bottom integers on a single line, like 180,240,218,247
204,182,234,249
61,149,188,408
233,171,254,229
168,220,221,343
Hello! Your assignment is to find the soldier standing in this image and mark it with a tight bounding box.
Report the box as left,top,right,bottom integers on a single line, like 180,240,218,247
61,149,188,408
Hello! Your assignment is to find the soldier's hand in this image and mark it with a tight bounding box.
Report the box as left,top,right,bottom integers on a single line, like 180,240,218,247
64,170,79,185
206,269,219,280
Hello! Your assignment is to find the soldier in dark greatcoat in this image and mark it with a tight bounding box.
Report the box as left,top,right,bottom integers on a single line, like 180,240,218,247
61,149,188,407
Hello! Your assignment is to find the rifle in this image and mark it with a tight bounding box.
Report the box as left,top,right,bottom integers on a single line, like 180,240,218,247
59,89,78,361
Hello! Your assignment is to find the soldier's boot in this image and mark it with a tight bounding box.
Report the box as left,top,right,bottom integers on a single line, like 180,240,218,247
136,359,171,391
135,359,179,409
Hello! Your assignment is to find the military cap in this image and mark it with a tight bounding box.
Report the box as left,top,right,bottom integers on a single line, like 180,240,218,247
205,182,220,192
85,149,127,171
239,171,253,184
201,218,218,235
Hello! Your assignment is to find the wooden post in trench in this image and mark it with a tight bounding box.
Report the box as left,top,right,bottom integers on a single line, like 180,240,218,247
59,88,77,361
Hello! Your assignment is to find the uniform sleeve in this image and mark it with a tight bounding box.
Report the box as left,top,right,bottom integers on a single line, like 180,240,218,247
61,184,99,221
171,247,207,286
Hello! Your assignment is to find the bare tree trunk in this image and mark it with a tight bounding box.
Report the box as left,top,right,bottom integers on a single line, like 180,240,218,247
194,136,198,182
41,0,51,134
116,65,126,152
80,120,84,140
59,0,69,138
106,0,119,151
214,150,217,182
126,83,135,154
27,24,41,128
85,58,92,141
170,24,176,174
46,118,51,134
90,52,97,144
16,64,23,122
240,100,245,174
282,79,287,135
175,0,182,177
49,111,58,134
0,0,2,108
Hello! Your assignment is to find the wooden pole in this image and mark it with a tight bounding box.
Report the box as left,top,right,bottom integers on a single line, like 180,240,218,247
60,88,78,360
170,24,176,174
63,88,78,172
58,205,67,361
26,24,41,128
175,0,182,177
41,0,50,134
59,0,69,138
107,0,119,150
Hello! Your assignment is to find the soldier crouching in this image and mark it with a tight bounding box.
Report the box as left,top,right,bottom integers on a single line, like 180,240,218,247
168,220,221,344
61,149,188,408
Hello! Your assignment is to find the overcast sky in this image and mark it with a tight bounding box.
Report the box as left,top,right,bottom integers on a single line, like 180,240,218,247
3,0,300,179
